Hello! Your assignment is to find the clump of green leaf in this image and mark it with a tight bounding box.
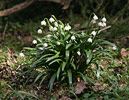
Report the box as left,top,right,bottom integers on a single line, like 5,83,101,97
24,14,116,91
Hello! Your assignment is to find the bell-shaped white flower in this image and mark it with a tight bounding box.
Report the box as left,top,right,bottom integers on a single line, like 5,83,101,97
53,27,57,31
103,22,106,27
68,25,71,30
54,22,58,27
91,20,96,24
41,20,46,26
19,53,24,57
57,41,61,45
47,34,52,37
91,31,96,36
71,36,76,40
49,26,54,31
77,51,81,56
59,25,63,29
93,14,98,20
64,25,71,31
112,46,117,50
37,29,42,34
43,43,48,47
49,17,55,23
64,26,69,31
102,17,107,22
32,40,37,44
56,32,59,35
98,22,103,27
87,38,92,43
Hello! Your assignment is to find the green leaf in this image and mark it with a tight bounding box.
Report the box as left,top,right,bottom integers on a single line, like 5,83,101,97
67,70,72,85
85,50,93,65
48,73,57,92
57,67,61,79
13,90,24,99
85,76,95,84
34,69,55,83
65,34,71,40
24,47,35,51
62,62,66,71
67,90,78,99
66,44,72,50
71,62,76,70
66,50,70,62
49,59,62,65
77,72,86,82
100,40,116,47
18,91,39,99
46,52,60,62
39,74,49,86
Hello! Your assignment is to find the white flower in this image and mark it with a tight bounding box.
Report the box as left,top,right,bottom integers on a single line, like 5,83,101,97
41,20,46,26
71,36,76,40
77,51,81,56
64,26,69,31
87,38,92,43
47,34,52,37
93,50,96,53
49,26,54,31
102,22,106,27
53,27,57,31
54,22,58,27
91,20,96,24
32,40,37,44
37,29,42,34
64,25,71,31
19,53,24,57
113,46,117,50
68,25,71,30
49,17,55,23
93,14,98,20
102,17,107,22
43,43,48,47
57,41,61,45
59,25,63,28
91,31,96,36
98,22,103,27
56,32,59,35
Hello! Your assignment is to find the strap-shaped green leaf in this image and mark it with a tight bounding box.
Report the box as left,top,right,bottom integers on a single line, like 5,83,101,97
71,62,76,70
62,62,66,71
85,50,93,65
77,72,86,82
39,74,49,86
67,70,72,85
34,69,55,83
66,50,70,62
48,73,57,92
13,90,24,99
18,91,39,99
46,52,60,62
49,59,62,65
57,67,61,79
66,43,72,50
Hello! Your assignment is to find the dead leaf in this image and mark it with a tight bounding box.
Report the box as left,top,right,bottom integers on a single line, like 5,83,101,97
75,81,86,94
120,48,129,58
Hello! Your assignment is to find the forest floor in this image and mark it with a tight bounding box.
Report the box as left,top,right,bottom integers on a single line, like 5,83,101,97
0,20,129,99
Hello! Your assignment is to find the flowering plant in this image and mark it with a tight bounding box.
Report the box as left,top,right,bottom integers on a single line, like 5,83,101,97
24,14,116,91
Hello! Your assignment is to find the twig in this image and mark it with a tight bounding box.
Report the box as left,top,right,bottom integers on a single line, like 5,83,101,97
98,25,111,33
2,21,8,39
76,25,111,33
